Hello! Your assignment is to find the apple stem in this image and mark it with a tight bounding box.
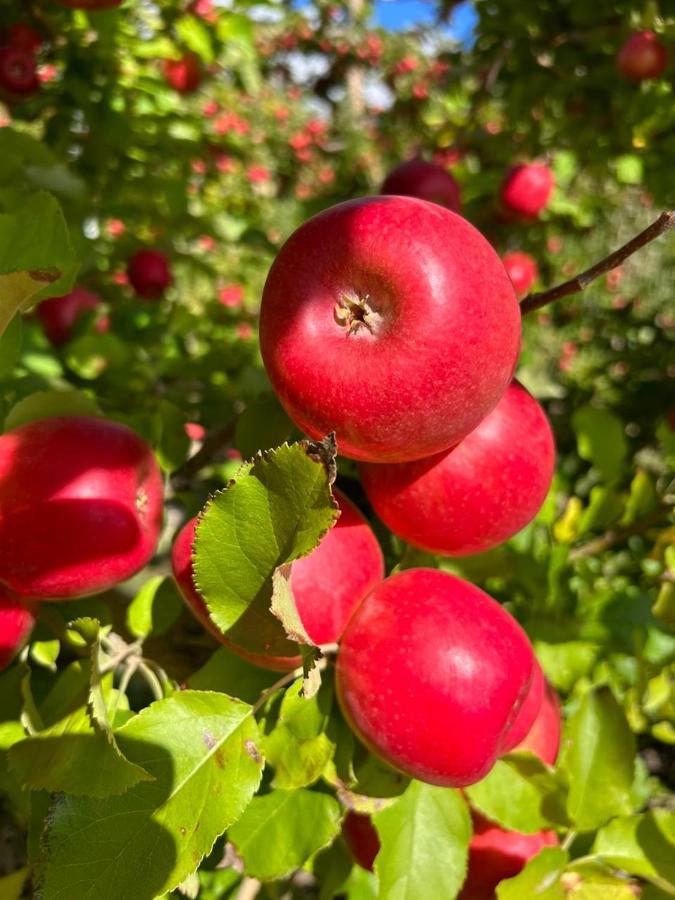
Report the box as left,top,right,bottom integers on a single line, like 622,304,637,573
521,210,675,315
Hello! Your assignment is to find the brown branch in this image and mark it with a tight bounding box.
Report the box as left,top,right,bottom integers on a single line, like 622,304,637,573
521,211,675,316
170,421,237,491
569,506,669,562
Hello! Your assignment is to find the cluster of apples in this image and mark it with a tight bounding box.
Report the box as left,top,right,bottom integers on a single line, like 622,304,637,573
0,416,164,670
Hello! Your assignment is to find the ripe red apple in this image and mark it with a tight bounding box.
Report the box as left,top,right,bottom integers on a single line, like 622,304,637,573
126,249,173,299
501,163,554,219
7,23,43,54
53,0,123,9
459,812,558,899
512,681,561,766
37,287,104,346
0,588,35,672
342,811,380,871
359,382,555,557
172,489,384,670
381,159,461,212
336,569,536,787
163,53,202,94
501,661,545,753
0,46,39,100
617,31,668,81
0,416,163,600
502,251,539,298
259,196,521,463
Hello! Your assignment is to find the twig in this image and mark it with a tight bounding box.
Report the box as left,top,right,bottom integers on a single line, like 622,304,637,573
170,420,237,490
569,506,668,561
250,648,336,716
521,211,675,315
236,878,261,900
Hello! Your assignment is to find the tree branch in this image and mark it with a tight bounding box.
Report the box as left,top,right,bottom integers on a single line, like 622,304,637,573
170,420,237,491
569,506,669,561
521,211,675,315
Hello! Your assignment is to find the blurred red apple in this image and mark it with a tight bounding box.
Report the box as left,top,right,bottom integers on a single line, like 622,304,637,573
0,45,39,100
617,31,668,81
502,251,539,298
163,53,202,94
381,159,461,212
37,287,105,347
501,163,554,219
127,249,173,299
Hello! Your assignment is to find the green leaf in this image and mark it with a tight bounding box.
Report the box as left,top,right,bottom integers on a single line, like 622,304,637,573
466,755,568,833
615,155,643,185
175,16,214,62
572,406,627,483
592,810,675,886
496,846,568,899
620,469,658,526
29,640,61,671
235,393,294,459
4,389,101,431
38,691,263,900
0,868,28,900
63,332,128,380
152,399,190,473
535,641,599,693
193,441,338,663
561,688,636,831
126,576,184,639
228,789,341,881
187,647,276,704
373,781,471,900
566,866,643,898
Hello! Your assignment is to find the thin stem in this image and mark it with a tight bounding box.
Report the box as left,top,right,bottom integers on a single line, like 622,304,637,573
236,877,261,900
251,648,336,716
521,211,675,315
561,829,578,852
137,661,164,702
569,505,668,561
170,420,237,490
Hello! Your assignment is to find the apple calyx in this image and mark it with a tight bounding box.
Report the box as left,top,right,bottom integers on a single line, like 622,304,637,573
334,291,382,335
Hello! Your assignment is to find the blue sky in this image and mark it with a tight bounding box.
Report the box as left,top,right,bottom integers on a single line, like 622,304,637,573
373,0,477,44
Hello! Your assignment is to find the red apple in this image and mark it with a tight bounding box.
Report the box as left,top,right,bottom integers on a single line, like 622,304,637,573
381,159,461,212
501,163,554,219
163,53,202,94
501,661,545,753
259,196,521,463
502,251,539,298
172,488,384,670
342,811,380,871
126,249,173,299
7,23,43,54
0,416,163,600
617,31,668,81
459,812,558,899
53,0,123,8
512,681,561,766
359,382,555,557
37,287,104,346
336,569,536,787
0,45,39,100
0,588,35,672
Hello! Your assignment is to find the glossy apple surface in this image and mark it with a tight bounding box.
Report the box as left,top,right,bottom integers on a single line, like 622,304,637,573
260,196,520,463
37,287,103,346
127,249,173,299
501,661,545,753
360,382,555,557
0,46,39,99
0,416,163,600
381,159,461,212
501,163,554,219
0,589,35,671
617,31,668,81
172,489,384,670
513,681,561,766
502,251,538,298
163,53,202,94
336,569,536,786
459,812,558,899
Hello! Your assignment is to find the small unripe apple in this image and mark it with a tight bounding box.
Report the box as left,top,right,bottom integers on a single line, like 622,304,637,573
501,661,545,753
513,681,561,766
501,163,554,219
381,159,461,212
163,53,202,94
0,45,39,100
127,249,173,299
617,31,668,81
0,416,163,600
336,569,536,786
172,489,384,670
37,287,104,346
359,382,555,557
260,196,521,463
342,811,380,871
502,251,539,298
7,23,43,54
458,812,558,899
0,588,35,672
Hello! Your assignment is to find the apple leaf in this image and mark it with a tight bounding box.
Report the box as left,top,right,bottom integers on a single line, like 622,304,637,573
373,781,471,900
496,847,569,899
560,688,636,832
37,691,263,900
187,647,276,703
572,406,627,483
466,754,568,834
591,810,675,887
228,789,341,880
4,389,101,432
126,575,184,640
